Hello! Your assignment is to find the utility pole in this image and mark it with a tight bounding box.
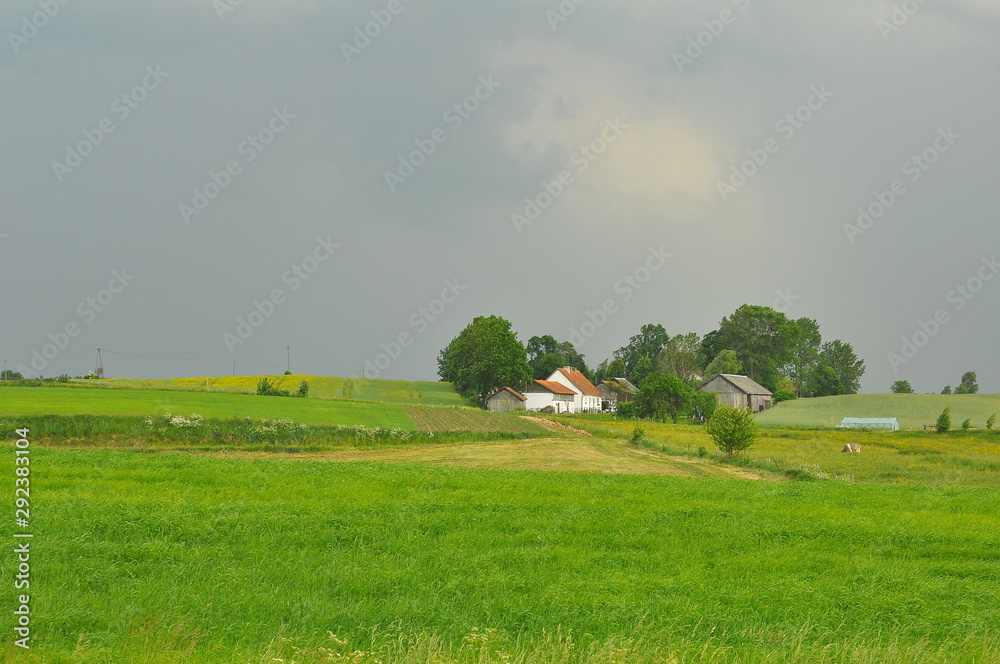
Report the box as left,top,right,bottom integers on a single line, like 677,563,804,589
3,360,6,381
286,346,291,374
95,348,103,377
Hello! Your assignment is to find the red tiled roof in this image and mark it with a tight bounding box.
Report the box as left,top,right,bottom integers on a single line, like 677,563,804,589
534,380,577,396
557,367,602,396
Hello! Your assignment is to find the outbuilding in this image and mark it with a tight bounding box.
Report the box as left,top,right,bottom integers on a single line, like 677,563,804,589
486,387,527,412
697,374,773,413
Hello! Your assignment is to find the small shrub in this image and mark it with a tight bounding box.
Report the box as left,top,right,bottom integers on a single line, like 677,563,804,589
256,377,290,397
697,446,708,457
629,426,645,447
297,380,310,398
962,418,972,431
773,389,797,404
987,413,996,430
936,407,951,433
705,404,758,457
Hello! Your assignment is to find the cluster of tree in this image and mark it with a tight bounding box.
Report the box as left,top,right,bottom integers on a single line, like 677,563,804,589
892,372,980,395
437,306,866,406
616,372,717,424
256,377,309,398
590,305,865,396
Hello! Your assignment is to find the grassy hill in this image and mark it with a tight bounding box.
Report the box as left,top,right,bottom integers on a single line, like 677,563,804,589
67,374,471,406
756,393,1000,430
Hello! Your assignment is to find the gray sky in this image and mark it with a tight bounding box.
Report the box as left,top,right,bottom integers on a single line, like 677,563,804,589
3,0,998,393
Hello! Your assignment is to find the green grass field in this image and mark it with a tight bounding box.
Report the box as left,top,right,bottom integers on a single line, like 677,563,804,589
64,375,471,406
3,386,1000,662
0,386,417,429
756,393,1000,430
2,447,998,663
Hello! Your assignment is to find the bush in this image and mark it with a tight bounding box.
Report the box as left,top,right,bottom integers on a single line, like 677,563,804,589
615,401,636,419
628,426,645,446
696,446,709,457
256,377,290,397
987,413,996,430
936,407,951,434
773,389,797,404
962,418,972,431
297,380,310,398
705,404,758,457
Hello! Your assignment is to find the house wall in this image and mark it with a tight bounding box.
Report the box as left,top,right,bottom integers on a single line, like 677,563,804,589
525,392,574,413
546,370,602,413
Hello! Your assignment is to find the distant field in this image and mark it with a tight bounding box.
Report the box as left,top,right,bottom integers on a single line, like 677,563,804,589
560,415,1000,488
756,393,1000,430
66,375,471,406
405,405,544,434
0,386,416,428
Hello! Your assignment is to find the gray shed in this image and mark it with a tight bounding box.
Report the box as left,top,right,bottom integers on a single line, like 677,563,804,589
697,374,773,413
486,387,527,412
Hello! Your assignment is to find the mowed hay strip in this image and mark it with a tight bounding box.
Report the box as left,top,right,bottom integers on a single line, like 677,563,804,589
405,407,545,434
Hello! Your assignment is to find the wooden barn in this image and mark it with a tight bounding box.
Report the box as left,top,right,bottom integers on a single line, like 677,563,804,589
598,377,638,413
697,374,773,413
485,387,526,412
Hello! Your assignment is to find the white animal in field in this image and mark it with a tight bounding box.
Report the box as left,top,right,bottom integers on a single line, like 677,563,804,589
841,443,861,454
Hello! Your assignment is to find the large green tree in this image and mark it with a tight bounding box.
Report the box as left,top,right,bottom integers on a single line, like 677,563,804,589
613,324,670,382
818,340,865,395
633,372,695,423
437,315,531,406
716,305,798,391
704,350,743,381
657,332,702,380
526,335,589,381
955,371,979,395
785,318,822,396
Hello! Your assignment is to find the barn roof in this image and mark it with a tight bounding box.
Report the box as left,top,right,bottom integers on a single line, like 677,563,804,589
699,374,773,396
555,367,602,396
612,377,638,392
488,386,526,401
533,380,577,396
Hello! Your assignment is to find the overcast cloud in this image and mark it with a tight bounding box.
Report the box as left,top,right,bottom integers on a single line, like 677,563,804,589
2,0,998,393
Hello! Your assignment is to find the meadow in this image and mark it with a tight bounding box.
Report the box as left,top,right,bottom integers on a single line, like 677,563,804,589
64,375,471,406
1,447,998,664
3,383,1000,663
755,393,1000,430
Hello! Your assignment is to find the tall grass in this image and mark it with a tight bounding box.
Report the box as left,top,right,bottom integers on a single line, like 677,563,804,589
6,449,999,662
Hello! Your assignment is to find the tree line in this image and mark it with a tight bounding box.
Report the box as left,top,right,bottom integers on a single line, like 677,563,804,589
437,303,866,408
